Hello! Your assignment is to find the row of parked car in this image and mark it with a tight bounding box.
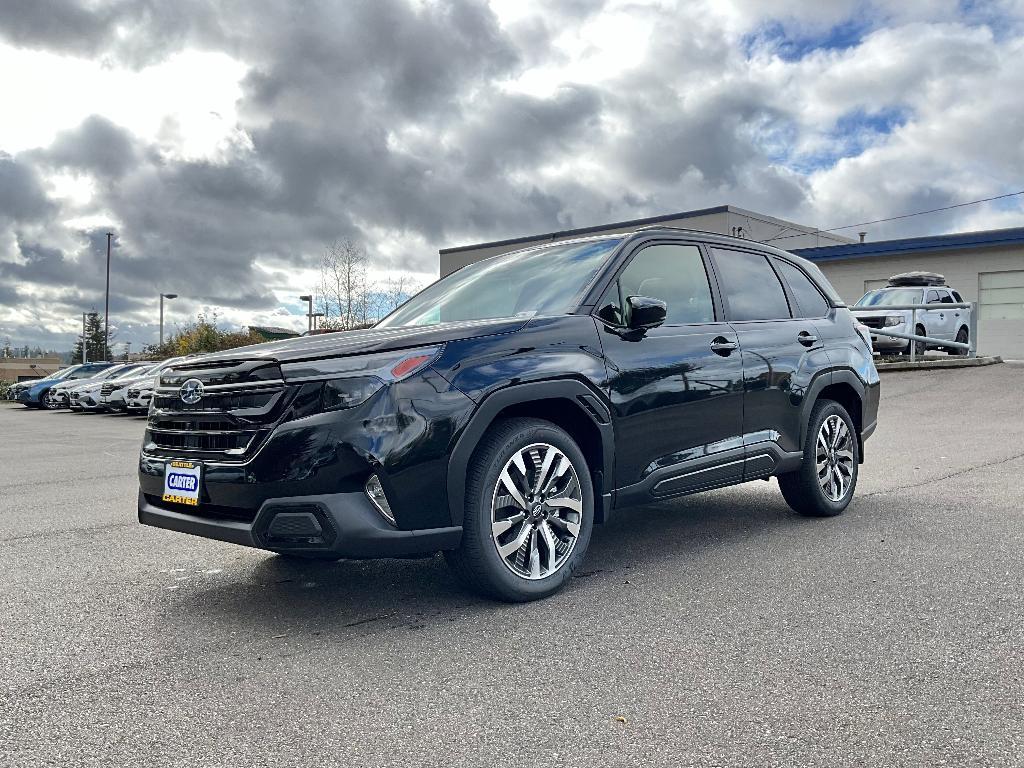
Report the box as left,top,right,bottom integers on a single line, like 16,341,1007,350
7,357,188,413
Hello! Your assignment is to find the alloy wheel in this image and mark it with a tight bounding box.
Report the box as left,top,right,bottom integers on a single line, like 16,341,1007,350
490,442,583,580
816,415,855,502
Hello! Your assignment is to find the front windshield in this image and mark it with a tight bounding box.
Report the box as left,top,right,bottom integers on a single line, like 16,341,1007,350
377,238,622,328
856,288,922,307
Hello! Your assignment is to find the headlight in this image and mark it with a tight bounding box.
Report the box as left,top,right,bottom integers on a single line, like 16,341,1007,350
281,345,443,383
322,377,383,411
884,315,903,327
281,345,443,412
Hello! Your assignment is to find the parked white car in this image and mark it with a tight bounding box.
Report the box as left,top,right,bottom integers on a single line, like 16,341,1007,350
73,363,155,411
60,363,148,410
852,273,971,356
106,357,187,413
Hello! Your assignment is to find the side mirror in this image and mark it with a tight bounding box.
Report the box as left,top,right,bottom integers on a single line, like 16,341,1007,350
626,295,667,330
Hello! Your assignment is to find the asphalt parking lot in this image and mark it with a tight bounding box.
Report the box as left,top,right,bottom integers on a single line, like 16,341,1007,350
2,364,1023,767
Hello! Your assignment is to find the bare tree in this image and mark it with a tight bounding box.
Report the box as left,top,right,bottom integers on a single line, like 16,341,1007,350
383,273,419,315
319,239,370,330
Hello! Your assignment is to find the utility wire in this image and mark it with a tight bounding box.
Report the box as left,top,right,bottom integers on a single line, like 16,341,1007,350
761,189,1024,244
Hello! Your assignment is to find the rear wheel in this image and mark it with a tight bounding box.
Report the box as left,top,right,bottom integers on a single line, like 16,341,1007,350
445,417,594,602
778,400,858,517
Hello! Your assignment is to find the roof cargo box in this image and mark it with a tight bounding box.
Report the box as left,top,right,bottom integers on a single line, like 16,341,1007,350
887,271,946,287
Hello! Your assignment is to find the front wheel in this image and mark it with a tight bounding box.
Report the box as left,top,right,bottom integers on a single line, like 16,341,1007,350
778,400,859,517
445,417,594,602
42,389,61,409
911,326,926,357
950,326,969,356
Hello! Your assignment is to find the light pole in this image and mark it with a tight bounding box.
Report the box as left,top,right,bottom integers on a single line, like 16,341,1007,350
104,232,113,360
299,294,313,332
311,311,325,331
82,313,88,363
159,293,178,347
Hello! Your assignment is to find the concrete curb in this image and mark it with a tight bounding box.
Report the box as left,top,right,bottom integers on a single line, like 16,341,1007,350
876,355,1003,372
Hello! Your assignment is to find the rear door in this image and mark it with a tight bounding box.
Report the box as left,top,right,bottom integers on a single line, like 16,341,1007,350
709,247,833,477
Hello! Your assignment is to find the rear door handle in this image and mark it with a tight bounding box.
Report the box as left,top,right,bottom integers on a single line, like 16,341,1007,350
797,331,818,346
710,337,738,355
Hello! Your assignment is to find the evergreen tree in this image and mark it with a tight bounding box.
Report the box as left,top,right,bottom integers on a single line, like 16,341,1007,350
71,312,112,362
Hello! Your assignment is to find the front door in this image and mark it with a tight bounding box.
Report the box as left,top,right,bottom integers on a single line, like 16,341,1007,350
595,241,745,504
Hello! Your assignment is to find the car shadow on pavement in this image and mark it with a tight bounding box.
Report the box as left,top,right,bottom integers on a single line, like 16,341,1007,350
166,484,816,639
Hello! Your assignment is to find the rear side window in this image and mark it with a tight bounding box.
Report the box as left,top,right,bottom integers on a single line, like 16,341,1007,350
952,290,964,302
712,248,791,321
926,290,940,303
773,258,830,318
939,290,954,304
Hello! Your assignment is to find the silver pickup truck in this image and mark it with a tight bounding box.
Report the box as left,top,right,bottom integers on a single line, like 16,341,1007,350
852,273,970,356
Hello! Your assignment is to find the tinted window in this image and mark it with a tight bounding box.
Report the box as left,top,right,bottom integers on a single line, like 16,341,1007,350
952,290,964,302
598,243,714,326
774,258,829,318
712,248,791,321
926,290,940,303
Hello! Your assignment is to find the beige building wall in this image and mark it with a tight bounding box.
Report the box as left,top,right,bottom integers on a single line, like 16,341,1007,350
0,357,63,382
814,244,1024,358
439,206,850,276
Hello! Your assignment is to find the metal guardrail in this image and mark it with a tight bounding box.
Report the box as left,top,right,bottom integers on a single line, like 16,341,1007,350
856,302,977,361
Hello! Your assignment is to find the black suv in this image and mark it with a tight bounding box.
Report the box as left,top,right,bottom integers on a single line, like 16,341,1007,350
138,228,879,601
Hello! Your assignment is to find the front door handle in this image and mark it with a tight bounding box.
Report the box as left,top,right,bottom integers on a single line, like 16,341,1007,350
710,337,738,355
797,331,818,346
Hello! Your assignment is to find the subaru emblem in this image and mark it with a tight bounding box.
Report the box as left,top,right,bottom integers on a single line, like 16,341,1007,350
179,378,204,405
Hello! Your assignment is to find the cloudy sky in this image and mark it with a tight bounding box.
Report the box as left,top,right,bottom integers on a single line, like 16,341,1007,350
1,0,1022,352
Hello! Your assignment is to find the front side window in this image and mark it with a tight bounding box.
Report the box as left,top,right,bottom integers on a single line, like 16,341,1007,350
927,290,941,304
773,258,830,318
597,243,714,326
712,248,791,322
378,238,621,328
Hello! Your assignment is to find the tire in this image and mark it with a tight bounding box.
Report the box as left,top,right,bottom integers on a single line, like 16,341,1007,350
950,326,969,356
445,417,594,602
777,400,859,517
41,389,60,410
912,326,926,357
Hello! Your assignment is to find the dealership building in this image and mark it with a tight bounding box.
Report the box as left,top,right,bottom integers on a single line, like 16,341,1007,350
439,205,1024,358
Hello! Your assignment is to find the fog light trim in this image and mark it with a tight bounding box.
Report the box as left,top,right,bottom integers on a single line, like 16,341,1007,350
365,474,396,526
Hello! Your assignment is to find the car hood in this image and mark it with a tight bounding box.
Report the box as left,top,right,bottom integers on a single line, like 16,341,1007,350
179,317,530,365
851,308,899,317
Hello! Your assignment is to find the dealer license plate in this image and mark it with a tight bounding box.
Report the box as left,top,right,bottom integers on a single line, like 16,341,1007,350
163,460,202,506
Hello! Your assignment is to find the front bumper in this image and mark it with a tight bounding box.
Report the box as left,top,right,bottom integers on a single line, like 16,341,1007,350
867,333,908,350
138,490,462,558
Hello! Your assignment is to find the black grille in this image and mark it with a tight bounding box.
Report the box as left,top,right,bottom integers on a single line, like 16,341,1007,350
857,316,887,329
160,358,283,388
149,430,254,453
145,374,292,461
152,389,278,413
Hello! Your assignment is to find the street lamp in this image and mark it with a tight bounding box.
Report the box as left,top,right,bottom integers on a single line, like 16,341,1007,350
299,294,313,332
311,311,325,331
159,293,178,347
